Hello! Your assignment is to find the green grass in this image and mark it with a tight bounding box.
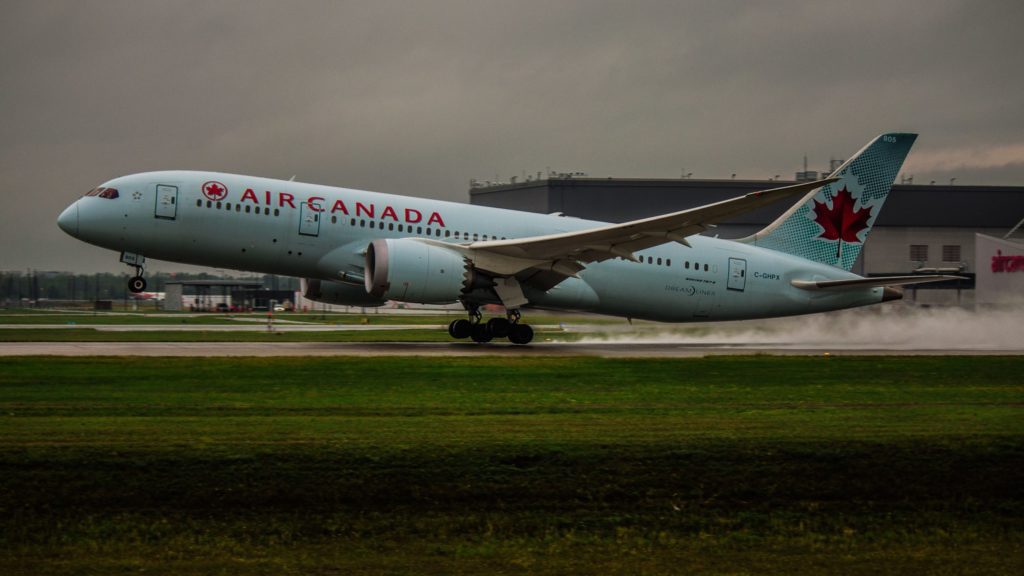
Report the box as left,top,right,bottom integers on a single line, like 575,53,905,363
0,356,1021,574
0,327,452,342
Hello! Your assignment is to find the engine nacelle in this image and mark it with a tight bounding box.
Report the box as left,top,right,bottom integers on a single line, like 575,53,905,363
365,238,469,304
301,278,387,307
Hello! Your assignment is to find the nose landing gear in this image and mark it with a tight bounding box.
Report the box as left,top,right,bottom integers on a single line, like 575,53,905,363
128,270,147,293
120,252,147,293
447,307,534,345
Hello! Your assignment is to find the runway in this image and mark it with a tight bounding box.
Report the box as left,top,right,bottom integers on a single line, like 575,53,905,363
0,341,1018,358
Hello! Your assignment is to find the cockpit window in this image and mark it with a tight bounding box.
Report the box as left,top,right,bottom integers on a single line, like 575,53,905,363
83,187,119,199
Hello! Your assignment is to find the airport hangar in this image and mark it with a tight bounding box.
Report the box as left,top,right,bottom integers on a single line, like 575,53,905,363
469,175,1024,307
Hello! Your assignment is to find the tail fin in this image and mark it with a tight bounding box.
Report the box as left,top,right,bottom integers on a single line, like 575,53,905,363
741,132,917,270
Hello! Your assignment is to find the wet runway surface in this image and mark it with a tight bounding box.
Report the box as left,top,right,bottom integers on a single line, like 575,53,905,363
1,341,1019,358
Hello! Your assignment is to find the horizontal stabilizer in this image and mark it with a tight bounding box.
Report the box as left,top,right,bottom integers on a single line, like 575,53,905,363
790,274,966,291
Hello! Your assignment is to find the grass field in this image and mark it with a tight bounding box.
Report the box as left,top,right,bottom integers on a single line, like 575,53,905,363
0,327,462,342
1,356,1021,574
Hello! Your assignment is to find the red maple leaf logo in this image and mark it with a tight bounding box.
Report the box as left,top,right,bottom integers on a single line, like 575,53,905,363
202,181,227,201
812,186,871,244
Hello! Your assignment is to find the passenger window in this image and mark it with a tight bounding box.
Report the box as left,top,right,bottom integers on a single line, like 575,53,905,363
704,264,709,271
445,230,450,238
196,199,201,207
235,204,240,212
417,226,423,234
264,207,270,215
225,203,231,210
666,259,671,266
245,205,251,213
274,208,280,216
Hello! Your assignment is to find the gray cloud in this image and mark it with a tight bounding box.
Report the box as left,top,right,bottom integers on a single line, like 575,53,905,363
2,0,1022,272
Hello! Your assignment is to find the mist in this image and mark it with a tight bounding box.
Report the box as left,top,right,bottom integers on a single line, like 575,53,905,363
574,305,1024,351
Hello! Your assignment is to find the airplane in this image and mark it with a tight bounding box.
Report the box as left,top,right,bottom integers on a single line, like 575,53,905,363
57,132,961,344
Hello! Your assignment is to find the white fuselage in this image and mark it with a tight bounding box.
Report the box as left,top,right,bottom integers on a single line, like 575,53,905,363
58,171,884,322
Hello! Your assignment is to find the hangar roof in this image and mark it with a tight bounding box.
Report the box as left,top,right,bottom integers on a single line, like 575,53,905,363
469,178,1024,228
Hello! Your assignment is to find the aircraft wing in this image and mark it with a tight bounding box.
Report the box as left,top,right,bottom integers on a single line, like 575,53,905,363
432,177,838,279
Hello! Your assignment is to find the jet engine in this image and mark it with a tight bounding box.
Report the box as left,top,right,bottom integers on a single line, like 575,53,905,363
301,278,387,307
365,238,480,304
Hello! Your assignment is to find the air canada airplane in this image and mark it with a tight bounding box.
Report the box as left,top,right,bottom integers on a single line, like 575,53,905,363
58,133,959,344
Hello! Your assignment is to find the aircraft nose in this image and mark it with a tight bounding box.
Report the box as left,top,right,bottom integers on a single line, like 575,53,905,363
57,201,79,237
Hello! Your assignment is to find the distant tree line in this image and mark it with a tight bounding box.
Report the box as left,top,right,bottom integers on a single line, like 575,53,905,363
0,271,298,305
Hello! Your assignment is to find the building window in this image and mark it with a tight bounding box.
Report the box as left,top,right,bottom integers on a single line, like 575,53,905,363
909,244,928,261
942,245,961,262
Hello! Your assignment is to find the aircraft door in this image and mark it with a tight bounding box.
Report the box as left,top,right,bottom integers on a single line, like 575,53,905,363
155,185,178,220
727,258,746,291
299,201,321,237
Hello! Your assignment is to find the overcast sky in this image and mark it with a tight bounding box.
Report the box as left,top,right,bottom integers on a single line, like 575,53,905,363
3,0,1023,273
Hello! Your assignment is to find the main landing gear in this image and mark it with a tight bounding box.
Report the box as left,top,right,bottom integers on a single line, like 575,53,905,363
448,308,534,345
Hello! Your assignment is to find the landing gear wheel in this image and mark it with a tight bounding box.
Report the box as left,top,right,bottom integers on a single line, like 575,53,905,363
448,319,472,339
128,276,147,293
508,323,534,345
486,317,512,338
470,323,493,343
